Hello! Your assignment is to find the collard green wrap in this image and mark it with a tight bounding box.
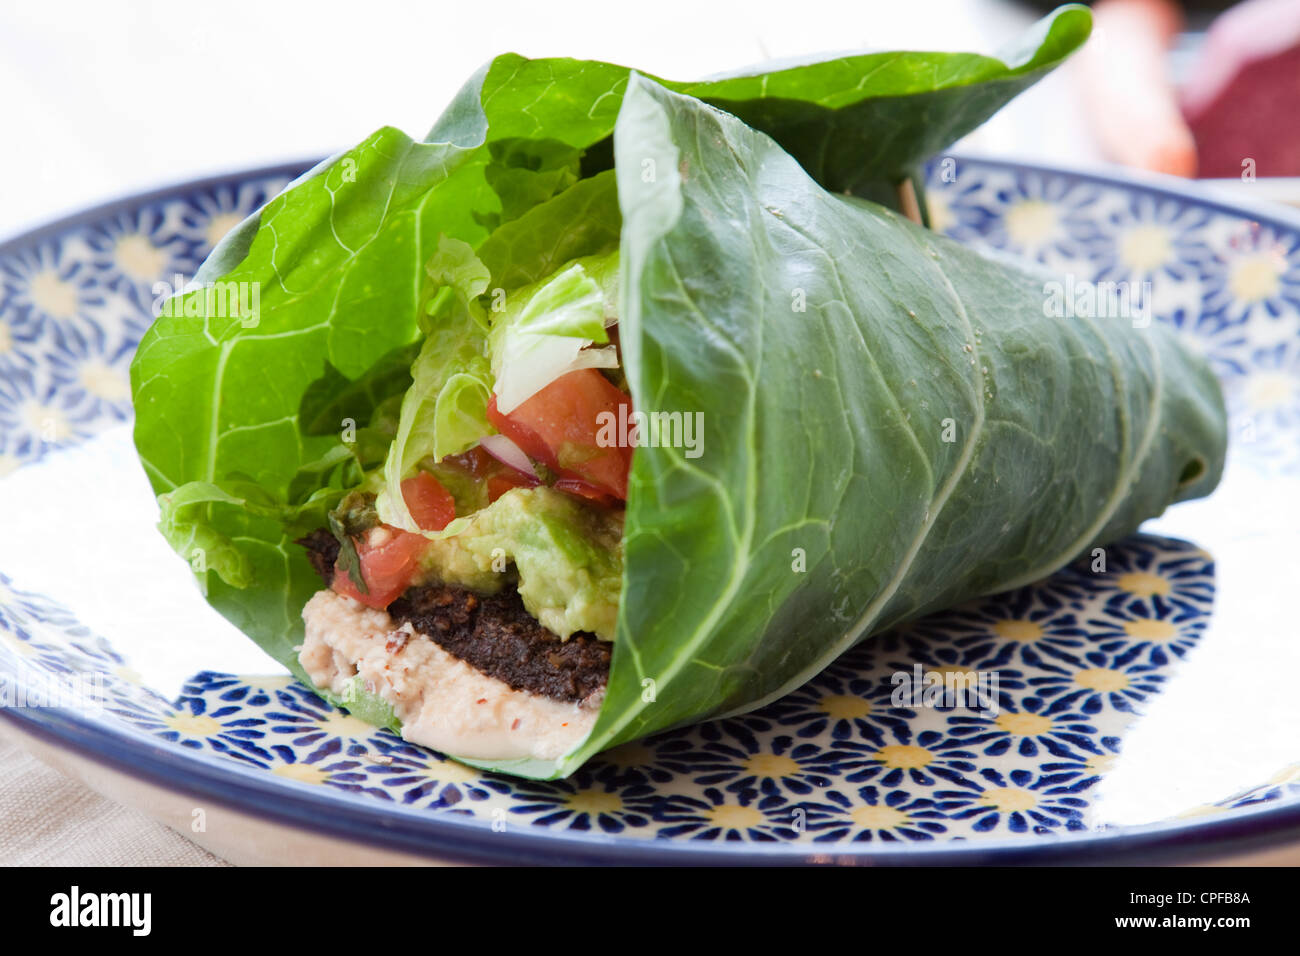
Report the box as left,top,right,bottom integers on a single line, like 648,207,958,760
129,7,1227,778
596,76,1224,778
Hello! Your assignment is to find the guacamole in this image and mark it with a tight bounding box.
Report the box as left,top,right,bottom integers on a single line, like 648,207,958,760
417,486,623,641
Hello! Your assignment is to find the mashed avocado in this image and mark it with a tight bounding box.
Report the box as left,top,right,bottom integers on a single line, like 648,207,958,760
416,486,623,641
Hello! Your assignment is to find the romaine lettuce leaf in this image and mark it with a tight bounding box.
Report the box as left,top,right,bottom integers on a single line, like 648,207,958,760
477,168,622,290
379,248,494,529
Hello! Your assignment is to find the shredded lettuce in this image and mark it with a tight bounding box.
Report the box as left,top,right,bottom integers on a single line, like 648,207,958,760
379,238,495,530
490,255,619,414
380,224,622,526
422,234,492,334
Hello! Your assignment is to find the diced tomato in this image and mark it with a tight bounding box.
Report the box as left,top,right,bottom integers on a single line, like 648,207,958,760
401,471,456,532
487,369,633,499
331,526,426,610
437,445,538,503
553,476,619,508
441,445,497,479
487,470,539,503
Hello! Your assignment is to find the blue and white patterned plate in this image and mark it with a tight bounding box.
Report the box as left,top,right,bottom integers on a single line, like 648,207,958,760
1,157,1298,865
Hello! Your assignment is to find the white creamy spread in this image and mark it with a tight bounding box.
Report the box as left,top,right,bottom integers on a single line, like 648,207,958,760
299,589,602,762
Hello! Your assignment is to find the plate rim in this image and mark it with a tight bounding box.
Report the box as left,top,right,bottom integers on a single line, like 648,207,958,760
0,158,321,255
7,702,1300,866
2,154,1298,865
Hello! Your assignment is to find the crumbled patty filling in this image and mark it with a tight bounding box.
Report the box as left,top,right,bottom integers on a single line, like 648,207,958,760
299,528,341,582
297,529,611,702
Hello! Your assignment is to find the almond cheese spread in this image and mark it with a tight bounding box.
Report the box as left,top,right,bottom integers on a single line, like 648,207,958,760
299,588,602,761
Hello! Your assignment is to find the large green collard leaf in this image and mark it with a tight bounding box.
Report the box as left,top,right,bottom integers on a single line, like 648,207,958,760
675,2,1093,205
542,74,1225,776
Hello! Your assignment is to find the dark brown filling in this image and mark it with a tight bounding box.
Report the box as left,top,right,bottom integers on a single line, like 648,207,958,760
388,586,610,702
298,528,341,582
296,529,610,703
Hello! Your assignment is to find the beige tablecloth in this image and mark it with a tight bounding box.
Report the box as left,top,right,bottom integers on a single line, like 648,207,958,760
0,735,229,866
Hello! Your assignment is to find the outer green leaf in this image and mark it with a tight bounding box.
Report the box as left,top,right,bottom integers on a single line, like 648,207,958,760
677,3,1093,202
478,137,583,231
542,74,1226,776
437,5,1091,210
297,343,419,440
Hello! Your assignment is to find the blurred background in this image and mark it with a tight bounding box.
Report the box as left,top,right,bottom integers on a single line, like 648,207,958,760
1,0,1298,238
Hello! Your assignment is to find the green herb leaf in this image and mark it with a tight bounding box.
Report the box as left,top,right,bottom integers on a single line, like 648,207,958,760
327,511,366,595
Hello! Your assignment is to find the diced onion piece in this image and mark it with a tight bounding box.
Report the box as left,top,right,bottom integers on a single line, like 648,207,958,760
478,433,538,478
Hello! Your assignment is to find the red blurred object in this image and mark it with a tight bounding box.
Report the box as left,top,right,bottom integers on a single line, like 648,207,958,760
1181,0,1300,178
329,473,455,609
487,471,540,502
552,477,621,508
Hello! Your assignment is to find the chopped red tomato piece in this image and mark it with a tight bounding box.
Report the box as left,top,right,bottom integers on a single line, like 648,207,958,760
487,471,539,503
553,476,620,508
441,445,497,478
401,471,456,532
438,445,539,503
487,369,633,499
332,526,426,610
